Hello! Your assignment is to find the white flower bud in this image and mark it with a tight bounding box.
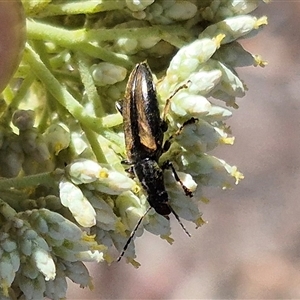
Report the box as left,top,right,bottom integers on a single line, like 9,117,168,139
144,210,171,236
67,159,102,184
78,250,105,263
201,15,267,44
165,1,197,21
116,191,146,231
64,261,91,287
45,273,67,300
205,105,232,121
70,131,89,155
126,0,154,12
91,62,127,86
215,60,245,97
87,192,121,231
231,0,259,14
44,123,70,155
12,110,35,130
32,247,56,281
19,128,54,175
117,38,138,53
0,235,17,252
0,132,24,177
139,36,160,49
34,209,83,242
18,273,45,300
175,119,225,152
171,92,211,117
214,42,256,68
188,68,222,95
0,253,17,286
19,229,38,256
59,179,96,227
90,169,137,195
9,249,20,274
159,37,221,92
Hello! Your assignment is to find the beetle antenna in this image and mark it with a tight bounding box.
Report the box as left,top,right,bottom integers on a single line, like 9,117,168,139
162,81,191,121
170,206,191,237
117,206,152,262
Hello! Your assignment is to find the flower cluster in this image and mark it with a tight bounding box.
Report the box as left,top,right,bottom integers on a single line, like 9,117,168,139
0,0,267,299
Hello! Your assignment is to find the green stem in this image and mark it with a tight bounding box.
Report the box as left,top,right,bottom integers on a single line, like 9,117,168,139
76,53,104,117
27,19,190,55
23,44,113,131
82,125,107,164
32,0,126,17
8,73,35,109
2,85,14,104
1,73,35,126
26,19,131,68
37,101,50,132
86,26,190,48
77,43,131,69
50,50,71,69
0,172,57,190
0,198,17,219
31,40,52,70
26,19,87,44
102,113,123,129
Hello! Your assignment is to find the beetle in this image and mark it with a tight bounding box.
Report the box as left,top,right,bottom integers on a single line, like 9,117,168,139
116,62,194,260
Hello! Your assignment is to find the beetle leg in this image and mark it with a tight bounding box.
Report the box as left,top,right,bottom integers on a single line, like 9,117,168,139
120,158,135,177
169,206,191,237
161,160,193,198
161,80,191,121
115,100,123,115
117,206,152,262
162,117,198,153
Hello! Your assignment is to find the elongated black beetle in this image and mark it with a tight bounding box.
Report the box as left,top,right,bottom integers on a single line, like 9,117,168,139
116,62,194,260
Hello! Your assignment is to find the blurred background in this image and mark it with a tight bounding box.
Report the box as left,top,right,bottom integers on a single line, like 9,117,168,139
68,2,300,299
